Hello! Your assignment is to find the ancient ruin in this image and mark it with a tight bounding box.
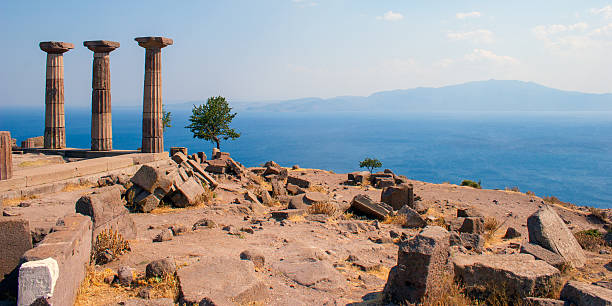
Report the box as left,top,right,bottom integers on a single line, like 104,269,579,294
39,42,73,149
1,37,611,305
136,36,173,153
84,40,120,151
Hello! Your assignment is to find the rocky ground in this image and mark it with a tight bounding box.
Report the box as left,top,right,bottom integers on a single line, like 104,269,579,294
3,151,612,305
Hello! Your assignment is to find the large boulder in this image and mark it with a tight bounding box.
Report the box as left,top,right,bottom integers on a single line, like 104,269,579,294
171,177,205,208
178,257,268,305
458,217,485,235
560,280,612,306
75,185,137,239
384,226,451,303
350,194,392,220
527,205,586,268
453,254,561,299
398,205,426,228
381,183,414,211
273,260,344,292
131,165,173,195
287,175,311,189
0,217,32,294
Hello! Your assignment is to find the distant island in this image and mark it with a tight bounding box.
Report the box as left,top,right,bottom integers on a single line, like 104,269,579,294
180,80,612,112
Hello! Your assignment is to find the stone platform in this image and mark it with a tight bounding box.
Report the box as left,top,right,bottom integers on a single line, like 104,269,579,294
17,148,140,159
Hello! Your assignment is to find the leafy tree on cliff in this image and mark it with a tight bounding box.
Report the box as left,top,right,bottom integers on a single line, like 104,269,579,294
359,157,382,174
186,96,240,149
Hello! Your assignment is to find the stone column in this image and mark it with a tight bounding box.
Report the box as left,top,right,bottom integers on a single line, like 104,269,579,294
135,37,173,153
39,42,73,149
0,131,12,180
84,40,120,151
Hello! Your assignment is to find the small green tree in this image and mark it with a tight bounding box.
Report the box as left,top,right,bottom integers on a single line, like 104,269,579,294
162,104,172,131
186,96,240,149
359,157,382,174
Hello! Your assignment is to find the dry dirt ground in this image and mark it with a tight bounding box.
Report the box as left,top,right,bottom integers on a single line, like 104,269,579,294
3,167,611,305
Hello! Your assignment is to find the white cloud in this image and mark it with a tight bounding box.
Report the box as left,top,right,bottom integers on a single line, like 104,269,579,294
447,29,494,43
532,23,588,40
591,5,612,19
456,11,481,19
377,11,404,22
464,49,519,65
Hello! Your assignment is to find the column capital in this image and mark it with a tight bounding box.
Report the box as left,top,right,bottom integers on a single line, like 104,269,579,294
135,36,173,49
83,40,120,53
39,41,74,54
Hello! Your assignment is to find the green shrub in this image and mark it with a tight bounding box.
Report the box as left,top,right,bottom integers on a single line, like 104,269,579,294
461,180,481,189
574,229,605,251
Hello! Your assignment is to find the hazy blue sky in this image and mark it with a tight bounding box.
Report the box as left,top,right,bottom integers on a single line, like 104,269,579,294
2,1,612,107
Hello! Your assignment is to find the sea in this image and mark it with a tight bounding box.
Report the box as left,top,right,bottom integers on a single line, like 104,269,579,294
1,106,611,208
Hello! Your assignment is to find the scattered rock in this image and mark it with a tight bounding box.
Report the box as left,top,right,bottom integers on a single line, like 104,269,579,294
504,227,522,239
178,257,268,305
520,242,567,269
274,260,344,292
169,224,188,236
397,205,426,228
192,218,217,230
457,207,483,218
560,280,612,306
381,183,414,211
292,165,300,170
453,253,561,299
350,194,392,220
527,205,586,268
153,229,173,242
271,209,305,220
384,226,451,303
240,250,265,269
117,266,133,286
459,233,484,253
458,217,484,234
523,297,568,305
287,175,311,189
171,177,206,208
146,258,176,279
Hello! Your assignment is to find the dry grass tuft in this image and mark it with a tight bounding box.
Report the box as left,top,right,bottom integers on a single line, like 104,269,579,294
18,159,55,168
308,184,328,193
543,195,577,210
75,266,179,305
1,195,37,207
484,217,504,245
383,214,407,225
308,201,337,216
420,275,472,306
92,229,131,265
287,214,306,222
588,207,609,224
62,182,96,192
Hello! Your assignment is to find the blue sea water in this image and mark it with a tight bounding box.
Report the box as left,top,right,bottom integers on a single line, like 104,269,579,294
1,106,612,208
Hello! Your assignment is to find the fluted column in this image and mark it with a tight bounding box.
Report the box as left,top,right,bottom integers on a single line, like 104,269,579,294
0,131,12,180
135,37,173,153
84,40,120,151
40,42,73,149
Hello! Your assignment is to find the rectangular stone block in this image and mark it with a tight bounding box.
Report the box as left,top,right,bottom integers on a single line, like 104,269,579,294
22,164,76,187
76,185,136,240
0,217,33,283
0,176,27,192
22,214,92,306
74,158,108,177
18,258,59,306
105,156,134,170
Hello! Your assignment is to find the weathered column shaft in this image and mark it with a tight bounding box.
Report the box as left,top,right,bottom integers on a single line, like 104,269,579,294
44,53,66,149
40,41,73,149
91,52,112,150
142,47,163,153
0,131,13,180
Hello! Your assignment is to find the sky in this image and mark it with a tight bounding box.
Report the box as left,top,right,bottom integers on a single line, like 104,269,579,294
2,1,612,107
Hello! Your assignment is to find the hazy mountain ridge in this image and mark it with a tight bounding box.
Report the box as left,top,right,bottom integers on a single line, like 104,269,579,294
237,80,612,112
